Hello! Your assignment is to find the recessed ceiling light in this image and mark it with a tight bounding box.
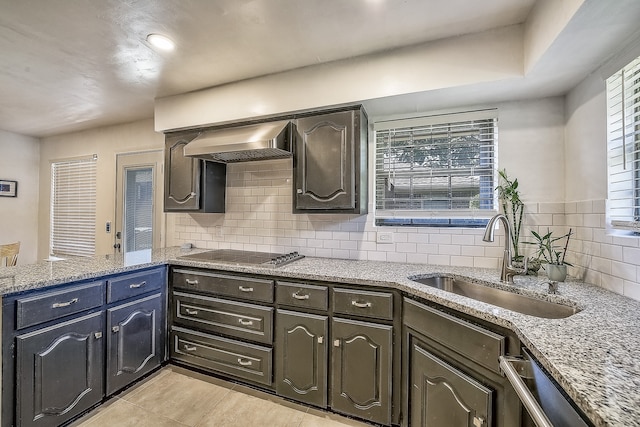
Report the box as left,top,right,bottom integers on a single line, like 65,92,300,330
146,33,175,51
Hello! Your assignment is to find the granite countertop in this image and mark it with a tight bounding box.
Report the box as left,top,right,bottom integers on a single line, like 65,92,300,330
2,247,638,427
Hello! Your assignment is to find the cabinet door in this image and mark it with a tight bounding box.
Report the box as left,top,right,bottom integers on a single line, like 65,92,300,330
164,132,200,211
330,317,392,425
295,111,356,210
275,310,328,408
16,312,105,427
411,341,493,427
107,293,164,395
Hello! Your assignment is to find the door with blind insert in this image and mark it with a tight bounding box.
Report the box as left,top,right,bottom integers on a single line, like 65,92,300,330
115,151,164,255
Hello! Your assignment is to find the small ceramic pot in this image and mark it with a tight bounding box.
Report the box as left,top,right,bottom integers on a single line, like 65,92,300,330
546,264,567,282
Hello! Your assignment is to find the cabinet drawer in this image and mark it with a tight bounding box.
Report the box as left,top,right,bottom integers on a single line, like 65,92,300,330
16,281,105,330
333,288,393,320
276,281,328,311
404,298,505,374
173,269,274,303
107,267,164,303
171,326,272,386
173,291,273,344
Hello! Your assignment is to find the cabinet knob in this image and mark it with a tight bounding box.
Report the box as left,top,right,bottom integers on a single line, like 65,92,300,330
129,281,146,289
292,291,310,300
318,336,324,344
52,298,79,309
296,189,303,194
473,417,485,427
94,332,103,339
238,318,254,326
351,300,372,308
237,358,253,366
333,339,340,347
112,326,120,333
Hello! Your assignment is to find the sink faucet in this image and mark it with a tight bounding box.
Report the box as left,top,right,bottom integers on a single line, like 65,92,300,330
483,214,527,283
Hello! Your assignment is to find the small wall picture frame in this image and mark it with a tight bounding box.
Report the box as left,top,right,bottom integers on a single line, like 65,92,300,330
0,180,17,197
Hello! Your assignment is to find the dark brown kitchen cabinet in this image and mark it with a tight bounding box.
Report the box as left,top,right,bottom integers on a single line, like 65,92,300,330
106,293,164,396
293,106,368,214
164,131,226,212
169,268,276,387
3,266,167,427
403,297,522,427
331,317,393,425
275,309,328,408
15,312,105,427
411,340,493,427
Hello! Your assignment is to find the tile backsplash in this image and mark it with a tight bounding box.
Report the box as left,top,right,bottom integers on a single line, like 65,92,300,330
170,160,640,302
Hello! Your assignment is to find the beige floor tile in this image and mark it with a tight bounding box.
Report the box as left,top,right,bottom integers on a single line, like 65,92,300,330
299,410,373,427
76,398,188,427
195,389,305,427
123,369,232,426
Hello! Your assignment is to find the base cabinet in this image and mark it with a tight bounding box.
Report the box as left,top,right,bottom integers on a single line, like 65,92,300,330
331,317,393,425
411,340,493,427
106,294,164,395
16,312,105,427
275,309,328,408
3,266,166,427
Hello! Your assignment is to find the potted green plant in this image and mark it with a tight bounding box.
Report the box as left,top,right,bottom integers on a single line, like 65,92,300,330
495,169,528,263
525,228,573,281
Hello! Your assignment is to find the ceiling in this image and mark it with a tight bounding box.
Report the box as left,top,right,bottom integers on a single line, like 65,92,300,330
1,0,640,138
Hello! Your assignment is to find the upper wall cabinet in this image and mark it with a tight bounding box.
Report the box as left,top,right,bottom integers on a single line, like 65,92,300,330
293,106,368,214
164,131,226,213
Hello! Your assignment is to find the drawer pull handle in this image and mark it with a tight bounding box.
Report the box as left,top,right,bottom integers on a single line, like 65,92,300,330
292,291,310,300
184,345,197,352
238,318,254,326
237,358,253,366
129,281,146,289
185,308,199,315
185,279,199,285
238,286,254,293
351,300,372,308
52,298,78,308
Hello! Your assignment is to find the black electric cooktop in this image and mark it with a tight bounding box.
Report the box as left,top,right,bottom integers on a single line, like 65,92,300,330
178,249,304,267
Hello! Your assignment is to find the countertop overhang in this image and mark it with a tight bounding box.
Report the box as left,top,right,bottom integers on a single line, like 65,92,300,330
1,247,637,427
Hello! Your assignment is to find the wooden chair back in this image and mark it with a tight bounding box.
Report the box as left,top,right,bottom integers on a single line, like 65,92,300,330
0,242,20,267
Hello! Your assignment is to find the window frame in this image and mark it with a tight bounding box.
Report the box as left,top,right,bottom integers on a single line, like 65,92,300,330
373,110,498,227
606,55,640,234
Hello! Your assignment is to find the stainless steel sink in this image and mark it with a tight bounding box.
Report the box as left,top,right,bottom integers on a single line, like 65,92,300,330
410,276,580,319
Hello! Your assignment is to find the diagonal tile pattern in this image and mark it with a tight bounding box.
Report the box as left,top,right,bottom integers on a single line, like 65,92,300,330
72,366,372,427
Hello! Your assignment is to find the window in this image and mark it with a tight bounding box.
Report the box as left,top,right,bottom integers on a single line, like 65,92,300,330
374,110,497,227
50,156,97,256
607,55,640,233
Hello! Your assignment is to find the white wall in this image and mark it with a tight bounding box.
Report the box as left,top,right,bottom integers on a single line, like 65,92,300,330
560,60,640,300
0,130,40,264
169,97,567,269
38,119,164,259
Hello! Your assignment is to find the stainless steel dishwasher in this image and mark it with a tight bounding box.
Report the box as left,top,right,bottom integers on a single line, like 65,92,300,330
500,349,593,427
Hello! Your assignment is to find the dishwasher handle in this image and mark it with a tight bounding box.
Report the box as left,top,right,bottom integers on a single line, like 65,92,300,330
499,356,554,427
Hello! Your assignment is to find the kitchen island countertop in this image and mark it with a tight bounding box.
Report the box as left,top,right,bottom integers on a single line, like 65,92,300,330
1,247,637,427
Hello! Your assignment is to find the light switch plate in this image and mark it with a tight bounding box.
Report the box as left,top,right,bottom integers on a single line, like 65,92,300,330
376,231,394,244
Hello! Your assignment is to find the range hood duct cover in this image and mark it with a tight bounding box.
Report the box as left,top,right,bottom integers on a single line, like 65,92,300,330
184,120,293,163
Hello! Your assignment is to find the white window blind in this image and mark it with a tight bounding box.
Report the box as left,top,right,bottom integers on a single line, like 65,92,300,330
374,110,497,227
50,156,97,256
607,56,640,233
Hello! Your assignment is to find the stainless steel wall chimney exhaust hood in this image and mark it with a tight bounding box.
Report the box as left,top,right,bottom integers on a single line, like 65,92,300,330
184,120,293,163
